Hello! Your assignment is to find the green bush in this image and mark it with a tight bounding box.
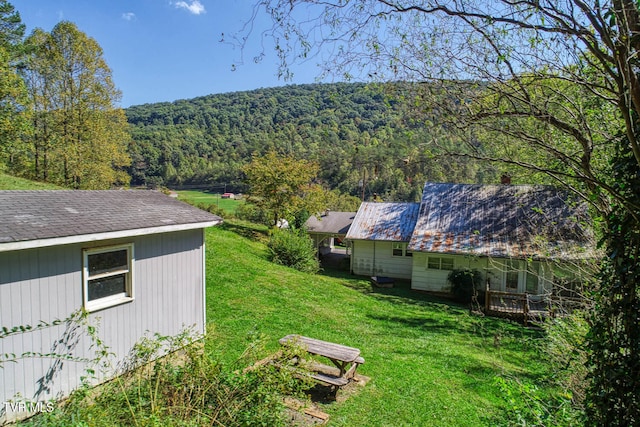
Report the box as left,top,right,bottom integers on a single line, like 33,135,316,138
448,268,483,303
267,228,319,274
543,311,589,416
494,375,582,427
235,202,271,225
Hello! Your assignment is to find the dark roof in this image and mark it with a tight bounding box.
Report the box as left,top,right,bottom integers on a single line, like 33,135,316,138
0,190,222,250
346,202,420,242
407,183,595,260
305,211,356,235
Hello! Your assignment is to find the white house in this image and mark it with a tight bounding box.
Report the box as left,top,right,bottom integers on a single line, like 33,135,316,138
0,190,222,423
305,210,355,256
346,202,420,280
345,183,595,295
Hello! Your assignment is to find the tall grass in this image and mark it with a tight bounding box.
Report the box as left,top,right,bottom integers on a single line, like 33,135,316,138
22,329,310,427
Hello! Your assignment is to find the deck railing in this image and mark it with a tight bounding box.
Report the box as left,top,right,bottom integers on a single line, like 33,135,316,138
484,289,583,325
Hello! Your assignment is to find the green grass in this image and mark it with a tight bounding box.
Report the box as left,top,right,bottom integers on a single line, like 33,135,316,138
0,171,64,190
205,221,554,426
176,189,243,214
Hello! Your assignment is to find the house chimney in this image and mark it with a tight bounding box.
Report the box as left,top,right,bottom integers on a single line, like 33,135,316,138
501,174,511,185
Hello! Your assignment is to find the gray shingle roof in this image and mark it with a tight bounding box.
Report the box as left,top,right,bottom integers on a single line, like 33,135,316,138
345,202,420,242
408,183,595,260
0,190,222,248
305,211,356,235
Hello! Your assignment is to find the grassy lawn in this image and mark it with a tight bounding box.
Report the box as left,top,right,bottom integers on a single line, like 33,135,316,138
176,189,242,214
205,221,553,426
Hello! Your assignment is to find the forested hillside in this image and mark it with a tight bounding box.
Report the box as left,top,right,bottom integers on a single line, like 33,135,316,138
125,82,499,201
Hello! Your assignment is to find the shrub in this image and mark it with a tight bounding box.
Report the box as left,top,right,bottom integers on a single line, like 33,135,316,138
267,228,319,274
494,375,582,427
196,202,225,218
448,268,483,303
235,202,271,225
543,310,589,414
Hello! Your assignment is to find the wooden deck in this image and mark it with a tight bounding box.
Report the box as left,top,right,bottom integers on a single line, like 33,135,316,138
485,290,584,325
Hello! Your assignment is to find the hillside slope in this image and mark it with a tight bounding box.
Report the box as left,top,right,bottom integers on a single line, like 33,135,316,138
0,171,65,190
126,82,497,201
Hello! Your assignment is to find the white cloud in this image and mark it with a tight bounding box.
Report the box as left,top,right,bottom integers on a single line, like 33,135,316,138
122,12,136,21
172,1,206,15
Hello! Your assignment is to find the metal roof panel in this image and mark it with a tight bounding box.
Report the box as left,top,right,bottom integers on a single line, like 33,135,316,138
407,183,595,260
346,202,420,242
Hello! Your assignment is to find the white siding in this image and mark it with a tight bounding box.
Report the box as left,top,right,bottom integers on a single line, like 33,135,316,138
0,229,206,422
411,254,487,293
410,253,462,292
351,240,413,279
410,254,551,295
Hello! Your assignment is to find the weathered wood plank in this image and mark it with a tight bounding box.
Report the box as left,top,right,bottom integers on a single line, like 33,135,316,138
311,372,349,387
279,334,360,363
283,397,330,422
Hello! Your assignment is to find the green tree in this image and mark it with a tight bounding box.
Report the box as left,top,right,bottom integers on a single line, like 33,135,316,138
0,0,24,53
243,150,319,226
22,21,130,188
0,0,30,172
241,1,640,424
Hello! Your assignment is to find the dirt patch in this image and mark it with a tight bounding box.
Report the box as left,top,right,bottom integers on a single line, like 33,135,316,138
285,397,330,426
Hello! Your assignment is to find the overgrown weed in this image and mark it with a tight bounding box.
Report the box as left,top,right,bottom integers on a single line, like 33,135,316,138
22,328,311,427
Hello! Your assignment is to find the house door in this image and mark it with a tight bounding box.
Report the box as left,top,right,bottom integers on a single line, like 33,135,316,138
525,261,540,294
505,259,520,292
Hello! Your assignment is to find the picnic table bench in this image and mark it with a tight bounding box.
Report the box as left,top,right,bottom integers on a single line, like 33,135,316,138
279,334,365,388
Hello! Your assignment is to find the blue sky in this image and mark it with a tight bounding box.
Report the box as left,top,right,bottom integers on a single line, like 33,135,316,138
11,0,324,107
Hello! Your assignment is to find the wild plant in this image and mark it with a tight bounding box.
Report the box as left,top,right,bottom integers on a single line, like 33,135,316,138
22,327,312,426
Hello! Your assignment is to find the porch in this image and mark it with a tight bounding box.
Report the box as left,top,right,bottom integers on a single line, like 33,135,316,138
484,289,584,325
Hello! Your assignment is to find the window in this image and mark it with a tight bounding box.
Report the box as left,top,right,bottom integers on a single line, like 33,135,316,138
392,243,403,256
392,243,412,257
506,260,519,291
427,256,454,270
525,262,540,293
83,244,134,311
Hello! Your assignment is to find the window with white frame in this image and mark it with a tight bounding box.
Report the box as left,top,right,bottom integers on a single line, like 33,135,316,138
525,262,540,293
392,243,412,257
83,244,134,311
505,259,519,291
427,256,454,270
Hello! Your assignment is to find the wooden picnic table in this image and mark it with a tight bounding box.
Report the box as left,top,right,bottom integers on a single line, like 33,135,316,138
279,334,365,387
